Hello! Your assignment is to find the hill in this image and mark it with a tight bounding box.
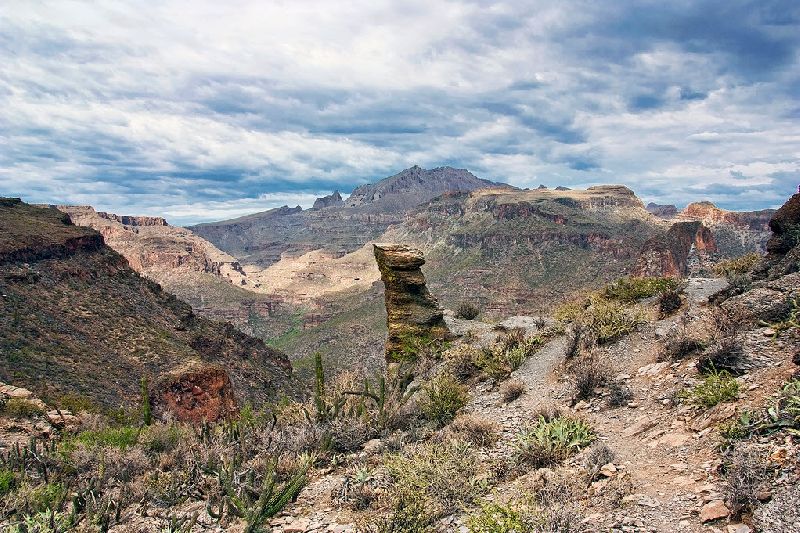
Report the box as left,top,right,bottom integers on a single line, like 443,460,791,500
0,198,293,414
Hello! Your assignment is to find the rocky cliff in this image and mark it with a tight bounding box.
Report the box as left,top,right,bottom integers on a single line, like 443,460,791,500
676,201,773,258
635,221,717,277
0,199,294,413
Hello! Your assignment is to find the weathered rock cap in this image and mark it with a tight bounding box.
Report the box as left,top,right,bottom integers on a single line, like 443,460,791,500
150,363,238,424
373,243,425,270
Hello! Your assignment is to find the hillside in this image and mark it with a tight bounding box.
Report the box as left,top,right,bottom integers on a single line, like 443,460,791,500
0,198,293,413
2,193,797,532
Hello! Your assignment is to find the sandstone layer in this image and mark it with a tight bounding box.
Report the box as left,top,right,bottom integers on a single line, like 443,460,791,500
373,243,451,363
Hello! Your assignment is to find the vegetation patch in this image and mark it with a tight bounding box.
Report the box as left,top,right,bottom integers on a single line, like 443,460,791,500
0,398,44,418
602,276,680,303
419,374,468,426
455,302,480,320
514,415,595,468
713,253,761,278
682,369,739,408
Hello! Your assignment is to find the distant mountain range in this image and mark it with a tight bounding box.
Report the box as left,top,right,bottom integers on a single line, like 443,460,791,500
53,166,775,376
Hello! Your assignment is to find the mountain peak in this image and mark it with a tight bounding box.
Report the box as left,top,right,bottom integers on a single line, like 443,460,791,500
346,166,498,212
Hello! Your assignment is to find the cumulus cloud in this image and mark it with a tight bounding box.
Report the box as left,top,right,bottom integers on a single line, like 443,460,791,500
0,0,798,222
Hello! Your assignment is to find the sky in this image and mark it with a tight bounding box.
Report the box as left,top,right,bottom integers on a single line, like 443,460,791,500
1,0,799,225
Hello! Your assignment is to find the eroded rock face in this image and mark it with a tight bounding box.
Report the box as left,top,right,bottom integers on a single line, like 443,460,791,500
373,243,451,363
312,191,344,210
635,221,717,277
151,364,238,423
766,193,800,256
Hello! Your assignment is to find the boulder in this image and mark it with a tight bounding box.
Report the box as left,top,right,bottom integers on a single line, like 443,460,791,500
373,243,452,363
150,363,238,424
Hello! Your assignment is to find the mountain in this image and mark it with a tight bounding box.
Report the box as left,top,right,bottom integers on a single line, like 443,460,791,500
0,198,293,413
190,166,503,267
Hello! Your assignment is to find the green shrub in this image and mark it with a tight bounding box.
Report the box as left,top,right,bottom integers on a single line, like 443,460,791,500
514,415,595,468
26,482,67,514
683,370,739,408
602,276,680,303
0,469,16,497
142,424,182,454
54,392,98,414
74,426,140,450
580,298,645,345
419,374,468,426
714,253,761,278
467,502,532,532
1,398,45,418
554,298,587,323
384,439,487,518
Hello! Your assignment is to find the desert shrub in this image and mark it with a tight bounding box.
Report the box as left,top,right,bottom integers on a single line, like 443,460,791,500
383,439,487,518
583,442,615,481
514,415,594,468
660,313,706,362
467,501,533,532
554,298,587,323
1,399,44,418
714,253,761,278
571,353,611,401
419,374,468,426
472,333,542,381
760,296,799,337
602,276,680,303
362,490,432,532
577,298,645,345
444,343,482,382
698,308,746,375
606,380,633,407
658,287,683,317
456,302,481,320
683,369,739,408
697,338,745,375
142,423,182,454
339,465,378,511
762,379,800,434
500,379,525,403
724,446,771,518
74,426,140,450
450,414,500,447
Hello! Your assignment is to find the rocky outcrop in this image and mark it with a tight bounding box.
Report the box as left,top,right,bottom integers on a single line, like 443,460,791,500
675,201,774,258
646,202,678,219
635,221,717,277
313,191,344,210
151,364,238,423
373,243,451,363
766,193,800,256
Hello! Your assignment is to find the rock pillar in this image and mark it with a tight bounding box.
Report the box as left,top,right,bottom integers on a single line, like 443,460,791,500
373,243,451,363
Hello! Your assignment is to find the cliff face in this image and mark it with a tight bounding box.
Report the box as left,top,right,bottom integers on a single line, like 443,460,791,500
676,201,773,258
635,221,717,277
0,199,293,412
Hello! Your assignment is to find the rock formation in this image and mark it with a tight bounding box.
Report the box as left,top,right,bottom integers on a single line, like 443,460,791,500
373,243,451,363
151,364,238,423
312,191,344,210
766,192,800,256
635,221,717,277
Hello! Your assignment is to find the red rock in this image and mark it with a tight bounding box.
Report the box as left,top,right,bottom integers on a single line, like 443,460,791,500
699,499,729,522
151,364,238,424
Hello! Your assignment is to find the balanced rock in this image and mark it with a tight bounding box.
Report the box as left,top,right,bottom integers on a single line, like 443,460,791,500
150,363,238,423
373,243,451,363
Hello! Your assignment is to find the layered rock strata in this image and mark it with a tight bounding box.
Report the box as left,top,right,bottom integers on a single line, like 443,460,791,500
373,243,451,363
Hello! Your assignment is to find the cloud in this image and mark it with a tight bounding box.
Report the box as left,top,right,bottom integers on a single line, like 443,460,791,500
0,0,798,223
